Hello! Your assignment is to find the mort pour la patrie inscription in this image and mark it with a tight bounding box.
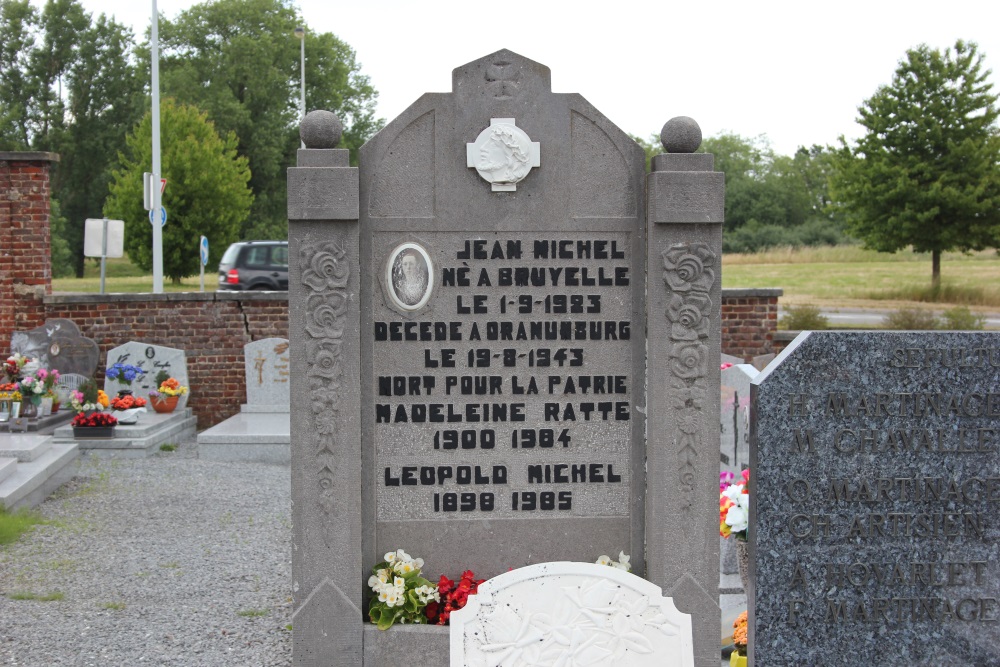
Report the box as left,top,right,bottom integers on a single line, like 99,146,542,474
752,332,1000,664
373,235,633,521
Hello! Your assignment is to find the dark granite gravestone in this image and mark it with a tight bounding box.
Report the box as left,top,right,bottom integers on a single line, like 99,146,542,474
288,50,724,666
10,319,99,377
750,331,1000,665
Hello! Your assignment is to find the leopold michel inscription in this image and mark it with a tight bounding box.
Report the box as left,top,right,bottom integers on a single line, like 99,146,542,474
751,332,1000,664
373,234,632,520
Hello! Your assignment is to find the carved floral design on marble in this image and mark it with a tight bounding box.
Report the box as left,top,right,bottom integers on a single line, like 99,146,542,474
301,239,349,519
474,582,675,665
662,243,717,527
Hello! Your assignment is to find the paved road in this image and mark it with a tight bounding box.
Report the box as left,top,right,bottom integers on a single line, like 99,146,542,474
778,307,1000,329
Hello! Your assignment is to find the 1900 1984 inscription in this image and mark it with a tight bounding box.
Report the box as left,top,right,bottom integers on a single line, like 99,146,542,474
372,233,635,523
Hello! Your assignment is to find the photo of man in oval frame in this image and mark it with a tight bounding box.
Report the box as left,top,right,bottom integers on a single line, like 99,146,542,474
386,243,433,311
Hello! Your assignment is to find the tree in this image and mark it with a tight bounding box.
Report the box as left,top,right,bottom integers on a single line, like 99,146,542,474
151,0,381,239
56,13,143,276
0,0,142,276
832,40,1000,287
104,99,252,283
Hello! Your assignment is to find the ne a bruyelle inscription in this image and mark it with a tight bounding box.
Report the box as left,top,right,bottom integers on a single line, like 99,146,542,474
751,332,1000,665
373,234,633,522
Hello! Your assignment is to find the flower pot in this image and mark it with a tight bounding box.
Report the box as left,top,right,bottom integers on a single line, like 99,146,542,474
21,396,39,419
117,389,133,398
730,650,748,667
737,540,751,595
40,396,53,416
151,395,179,414
73,426,116,439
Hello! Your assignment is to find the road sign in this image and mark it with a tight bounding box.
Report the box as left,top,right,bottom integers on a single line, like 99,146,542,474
200,236,209,266
148,207,167,226
160,178,167,194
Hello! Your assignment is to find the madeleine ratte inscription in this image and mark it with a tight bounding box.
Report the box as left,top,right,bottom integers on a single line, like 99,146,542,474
374,235,633,522
752,332,1000,665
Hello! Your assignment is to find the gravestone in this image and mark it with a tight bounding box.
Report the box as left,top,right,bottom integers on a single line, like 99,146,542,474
449,561,694,666
720,363,757,579
288,50,723,666
721,363,756,475
10,319,99,377
104,342,188,407
243,338,290,412
751,331,1000,664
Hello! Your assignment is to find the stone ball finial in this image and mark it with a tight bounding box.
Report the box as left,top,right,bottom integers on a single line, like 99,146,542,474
300,110,343,149
660,116,702,153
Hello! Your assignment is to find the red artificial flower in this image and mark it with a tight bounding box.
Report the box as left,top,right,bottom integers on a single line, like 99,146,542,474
432,570,486,625
71,412,118,427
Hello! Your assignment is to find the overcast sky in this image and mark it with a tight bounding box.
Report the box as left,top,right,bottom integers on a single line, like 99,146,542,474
63,0,1000,156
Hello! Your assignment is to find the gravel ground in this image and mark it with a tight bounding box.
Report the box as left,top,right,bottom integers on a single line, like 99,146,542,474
0,436,293,666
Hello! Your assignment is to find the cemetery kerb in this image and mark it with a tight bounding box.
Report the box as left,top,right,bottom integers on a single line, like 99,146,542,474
287,50,724,664
751,331,1000,664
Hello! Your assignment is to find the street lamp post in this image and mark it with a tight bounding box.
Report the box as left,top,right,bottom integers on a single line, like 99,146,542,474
294,26,305,148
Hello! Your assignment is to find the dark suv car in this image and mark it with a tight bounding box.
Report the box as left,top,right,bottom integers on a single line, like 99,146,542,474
217,241,289,291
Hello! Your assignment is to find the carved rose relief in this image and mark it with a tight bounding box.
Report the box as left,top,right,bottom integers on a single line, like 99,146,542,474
302,242,349,291
662,242,717,526
662,244,715,293
300,239,350,518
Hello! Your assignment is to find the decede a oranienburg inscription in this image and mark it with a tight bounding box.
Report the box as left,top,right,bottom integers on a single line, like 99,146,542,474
751,331,1000,665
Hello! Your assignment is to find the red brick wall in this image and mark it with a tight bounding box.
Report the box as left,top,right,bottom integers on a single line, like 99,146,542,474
720,289,782,361
43,293,288,429
0,153,57,347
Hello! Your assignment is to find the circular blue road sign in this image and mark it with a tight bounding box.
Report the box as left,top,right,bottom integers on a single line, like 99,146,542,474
148,207,167,226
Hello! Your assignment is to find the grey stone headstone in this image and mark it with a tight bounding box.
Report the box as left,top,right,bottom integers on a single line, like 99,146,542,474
104,342,188,406
721,363,756,474
720,363,757,578
10,319,99,377
288,49,724,667
357,49,646,581
243,338,290,412
751,331,1000,664
751,353,775,371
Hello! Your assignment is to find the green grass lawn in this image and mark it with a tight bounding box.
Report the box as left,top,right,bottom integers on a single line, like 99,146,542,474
723,246,1000,310
52,257,209,293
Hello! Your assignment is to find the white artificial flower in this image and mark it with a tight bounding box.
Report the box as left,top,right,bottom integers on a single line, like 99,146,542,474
367,575,379,588
596,555,611,566
394,577,405,588
722,483,745,504
617,552,631,569
726,504,749,534
378,591,388,602
613,562,629,571
397,549,411,562
398,562,414,574
384,552,396,563
385,592,399,607
414,558,424,569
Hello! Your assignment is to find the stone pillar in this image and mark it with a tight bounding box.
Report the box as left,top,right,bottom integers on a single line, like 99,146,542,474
644,117,724,667
287,112,363,666
0,152,58,349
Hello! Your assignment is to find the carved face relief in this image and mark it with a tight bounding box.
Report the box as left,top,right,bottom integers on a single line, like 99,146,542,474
466,118,540,192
